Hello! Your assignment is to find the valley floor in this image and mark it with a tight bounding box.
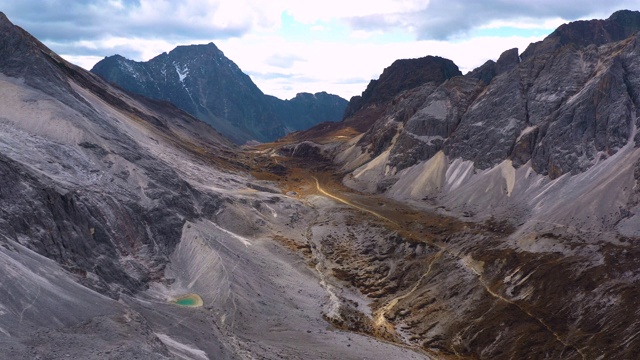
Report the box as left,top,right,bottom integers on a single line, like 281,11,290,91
246,145,640,359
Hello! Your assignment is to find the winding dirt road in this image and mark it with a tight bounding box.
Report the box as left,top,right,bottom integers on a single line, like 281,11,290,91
312,176,395,224
309,172,587,360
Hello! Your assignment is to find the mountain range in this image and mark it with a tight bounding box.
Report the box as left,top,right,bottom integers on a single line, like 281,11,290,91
91,43,348,144
2,8,640,360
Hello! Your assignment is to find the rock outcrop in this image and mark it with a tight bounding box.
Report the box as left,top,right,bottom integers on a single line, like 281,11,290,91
343,55,461,130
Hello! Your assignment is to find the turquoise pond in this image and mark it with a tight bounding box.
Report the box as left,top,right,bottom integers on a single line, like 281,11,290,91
175,297,197,306
172,294,203,307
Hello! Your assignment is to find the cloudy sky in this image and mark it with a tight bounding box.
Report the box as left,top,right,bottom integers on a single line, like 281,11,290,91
2,1,640,99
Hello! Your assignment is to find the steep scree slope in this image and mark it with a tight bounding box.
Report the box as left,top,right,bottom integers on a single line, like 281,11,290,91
0,12,423,360
270,10,640,359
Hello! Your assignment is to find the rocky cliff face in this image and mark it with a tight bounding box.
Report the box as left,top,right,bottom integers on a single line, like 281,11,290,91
91,45,347,144
331,10,640,197
0,12,429,360
345,55,462,116
317,11,640,234
271,9,640,359
343,55,461,131
7,8,640,360
284,55,461,144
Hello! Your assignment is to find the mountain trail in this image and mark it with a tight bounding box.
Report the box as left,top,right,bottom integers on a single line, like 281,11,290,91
311,173,586,359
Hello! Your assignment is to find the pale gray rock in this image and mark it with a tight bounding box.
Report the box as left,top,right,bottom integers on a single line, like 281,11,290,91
0,11,429,360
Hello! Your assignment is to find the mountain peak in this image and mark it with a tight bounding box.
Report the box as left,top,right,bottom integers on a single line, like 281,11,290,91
92,43,348,143
0,10,78,101
522,10,640,59
169,42,224,57
553,9,640,46
609,9,640,23
343,55,461,119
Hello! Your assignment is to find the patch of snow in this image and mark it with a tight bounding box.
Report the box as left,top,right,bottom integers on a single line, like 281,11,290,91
174,62,189,83
119,60,140,80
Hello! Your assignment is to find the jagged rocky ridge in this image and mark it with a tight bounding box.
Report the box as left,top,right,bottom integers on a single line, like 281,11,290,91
91,44,348,144
6,8,640,360
271,9,640,358
296,9,640,233
0,12,424,360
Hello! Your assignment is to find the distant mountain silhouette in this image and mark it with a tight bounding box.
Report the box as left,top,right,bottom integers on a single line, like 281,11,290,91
92,44,347,144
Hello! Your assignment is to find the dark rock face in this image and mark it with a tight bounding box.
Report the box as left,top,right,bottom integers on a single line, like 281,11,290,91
340,10,640,179
495,47,520,74
92,45,347,144
446,62,529,169
0,12,88,108
467,60,497,85
551,9,640,47
267,91,349,132
390,77,486,171
529,50,636,176
0,152,221,297
521,10,640,60
343,55,462,118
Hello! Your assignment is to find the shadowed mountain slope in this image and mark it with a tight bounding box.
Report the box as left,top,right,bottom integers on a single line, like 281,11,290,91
91,44,348,144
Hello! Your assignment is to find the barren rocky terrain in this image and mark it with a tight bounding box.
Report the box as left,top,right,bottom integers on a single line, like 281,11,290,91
3,9,640,360
0,11,427,360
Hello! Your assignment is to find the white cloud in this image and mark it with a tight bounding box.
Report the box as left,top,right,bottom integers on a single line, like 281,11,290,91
217,33,545,100
478,18,568,30
60,55,106,70
280,0,430,24
3,0,640,101
350,30,383,39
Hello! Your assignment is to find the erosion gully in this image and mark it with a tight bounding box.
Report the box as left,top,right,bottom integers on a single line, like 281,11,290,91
244,146,586,360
